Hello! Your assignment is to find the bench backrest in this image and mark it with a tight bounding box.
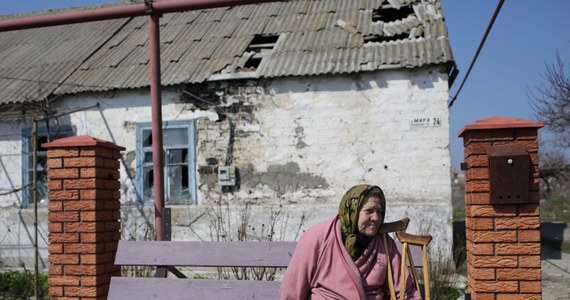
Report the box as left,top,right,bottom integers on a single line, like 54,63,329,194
115,240,296,268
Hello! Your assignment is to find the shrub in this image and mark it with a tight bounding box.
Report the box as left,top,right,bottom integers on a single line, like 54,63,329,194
0,270,48,300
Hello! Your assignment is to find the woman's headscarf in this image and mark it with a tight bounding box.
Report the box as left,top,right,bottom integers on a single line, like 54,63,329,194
339,184,386,260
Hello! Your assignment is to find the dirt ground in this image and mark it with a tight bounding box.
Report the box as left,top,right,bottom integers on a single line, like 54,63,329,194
542,244,570,299
540,222,570,299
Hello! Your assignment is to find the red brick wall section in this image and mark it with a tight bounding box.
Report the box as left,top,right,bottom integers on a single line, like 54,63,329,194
44,136,125,300
459,116,543,300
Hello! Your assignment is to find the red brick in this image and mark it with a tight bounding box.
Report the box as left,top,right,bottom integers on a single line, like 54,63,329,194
49,254,79,265
49,211,79,222
105,242,119,252
520,280,542,293
466,167,489,180
81,252,115,265
496,267,541,280
470,254,518,268
472,280,518,293
64,157,104,168
47,158,63,169
64,179,99,189
49,233,80,243
519,230,540,242
80,189,115,200
519,255,541,268
467,230,517,243
466,217,494,230
48,201,63,212
49,190,80,201
466,205,517,217
105,199,121,210
64,200,98,211
48,179,63,190
494,139,538,152
496,243,540,255
64,265,106,276
465,142,492,155
64,222,98,233
64,243,106,254
465,192,491,205
495,217,540,229
65,286,108,297
48,243,63,254
466,240,494,255
465,155,489,168
496,294,541,300
82,274,112,286
81,168,119,179
49,286,64,297
465,180,490,193
49,264,63,275
104,158,120,169
48,275,81,286
103,179,121,190
48,222,63,233
471,293,495,300
48,149,79,158
469,266,495,280
80,211,118,222
49,168,79,179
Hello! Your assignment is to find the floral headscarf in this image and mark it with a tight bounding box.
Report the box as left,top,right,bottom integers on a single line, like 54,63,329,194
339,184,386,260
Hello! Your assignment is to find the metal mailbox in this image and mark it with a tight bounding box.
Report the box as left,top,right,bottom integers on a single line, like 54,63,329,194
487,145,530,204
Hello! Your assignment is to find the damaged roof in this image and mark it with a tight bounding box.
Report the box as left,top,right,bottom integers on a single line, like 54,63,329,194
0,0,454,105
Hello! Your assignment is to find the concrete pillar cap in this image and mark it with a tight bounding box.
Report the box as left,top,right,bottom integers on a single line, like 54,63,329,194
458,115,544,137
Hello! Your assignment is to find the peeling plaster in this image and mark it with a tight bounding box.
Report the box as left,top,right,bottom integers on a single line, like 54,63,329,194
243,162,328,195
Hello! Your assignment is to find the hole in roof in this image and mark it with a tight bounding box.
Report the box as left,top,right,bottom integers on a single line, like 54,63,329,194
364,33,409,43
240,34,280,72
372,5,415,23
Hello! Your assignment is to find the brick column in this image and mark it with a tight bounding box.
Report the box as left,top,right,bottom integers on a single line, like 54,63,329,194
44,136,125,299
458,116,544,300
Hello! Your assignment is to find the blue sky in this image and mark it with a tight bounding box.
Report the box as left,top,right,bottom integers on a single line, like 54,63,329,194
1,1,569,169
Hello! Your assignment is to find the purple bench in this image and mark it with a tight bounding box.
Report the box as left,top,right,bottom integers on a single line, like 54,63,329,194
108,223,426,299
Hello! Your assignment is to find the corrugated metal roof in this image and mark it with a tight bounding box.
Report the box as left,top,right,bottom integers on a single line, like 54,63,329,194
0,0,454,105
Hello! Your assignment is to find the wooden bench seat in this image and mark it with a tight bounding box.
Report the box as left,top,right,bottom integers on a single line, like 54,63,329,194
108,218,430,300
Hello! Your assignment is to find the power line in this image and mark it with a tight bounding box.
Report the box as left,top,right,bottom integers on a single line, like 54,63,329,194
448,0,505,108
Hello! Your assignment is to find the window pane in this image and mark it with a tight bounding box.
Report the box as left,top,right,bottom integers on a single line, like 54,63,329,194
144,151,153,164
143,166,154,202
164,128,188,145
168,149,188,164
143,130,152,147
166,165,189,204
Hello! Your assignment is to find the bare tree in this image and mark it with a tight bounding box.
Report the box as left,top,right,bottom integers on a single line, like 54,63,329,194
529,51,570,148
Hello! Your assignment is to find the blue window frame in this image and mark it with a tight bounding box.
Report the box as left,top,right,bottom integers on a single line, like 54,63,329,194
21,126,74,208
136,121,197,205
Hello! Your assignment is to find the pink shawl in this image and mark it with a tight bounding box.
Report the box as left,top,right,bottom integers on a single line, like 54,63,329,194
279,217,422,300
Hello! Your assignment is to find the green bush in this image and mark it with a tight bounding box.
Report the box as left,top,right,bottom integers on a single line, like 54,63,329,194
0,271,48,300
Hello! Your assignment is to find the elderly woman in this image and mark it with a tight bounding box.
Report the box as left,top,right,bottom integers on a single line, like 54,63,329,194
279,184,422,300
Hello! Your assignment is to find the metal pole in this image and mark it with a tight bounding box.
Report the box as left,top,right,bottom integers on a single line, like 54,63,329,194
32,120,39,300
0,0,282,32
149,12,165,241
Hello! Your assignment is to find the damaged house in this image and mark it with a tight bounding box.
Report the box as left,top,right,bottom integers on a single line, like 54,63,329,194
0,0,456,269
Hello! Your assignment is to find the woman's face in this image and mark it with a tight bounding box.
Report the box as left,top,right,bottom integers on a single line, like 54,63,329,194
357,195,383,237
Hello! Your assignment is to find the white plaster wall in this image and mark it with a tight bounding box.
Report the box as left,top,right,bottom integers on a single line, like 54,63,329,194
0,67,453,268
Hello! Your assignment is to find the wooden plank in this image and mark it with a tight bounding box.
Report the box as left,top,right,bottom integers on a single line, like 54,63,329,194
108,277,281,300
115,241,296,268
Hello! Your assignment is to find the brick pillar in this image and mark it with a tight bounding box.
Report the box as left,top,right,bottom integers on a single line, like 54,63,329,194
44,136,125,299
458,116,544,300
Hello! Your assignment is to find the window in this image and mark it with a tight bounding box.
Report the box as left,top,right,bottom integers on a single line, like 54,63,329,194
136,121,197,205
21,125,74,208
